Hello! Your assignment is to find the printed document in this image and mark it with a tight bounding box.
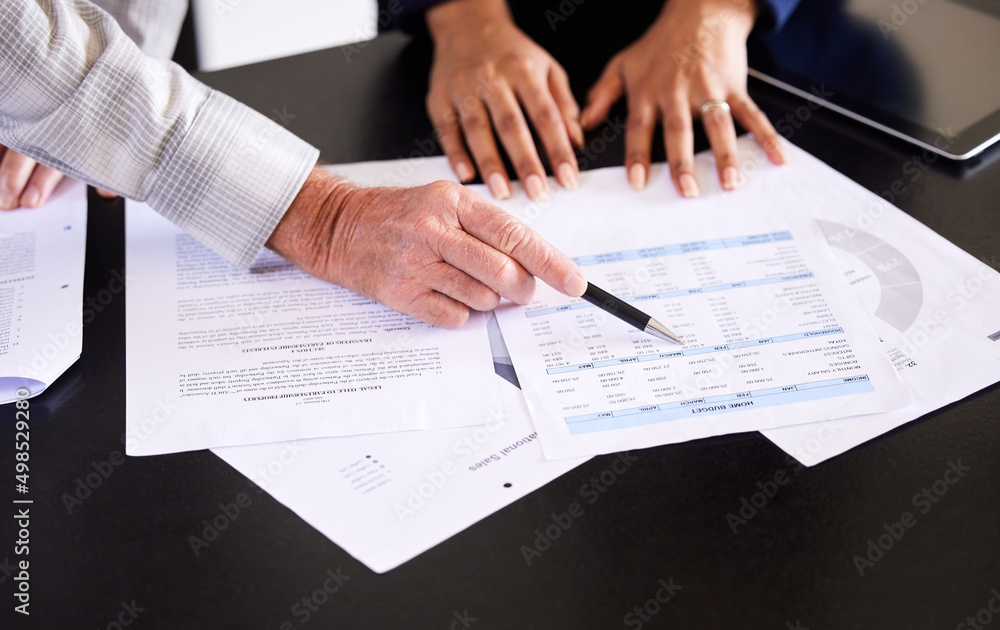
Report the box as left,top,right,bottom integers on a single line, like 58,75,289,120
209,159,588,573
489,147,911,459
125,204,499,456
213,371,589,573
760,142,1000,465
0,182,87,403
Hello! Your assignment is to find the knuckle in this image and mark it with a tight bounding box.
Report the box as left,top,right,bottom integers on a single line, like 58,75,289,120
455,69,484,90
663,116,688,135
424,180,462,206
495,113,523,136
669,159,692,174
495,218,529,255
490,256,519,289
433,301,470,328
715,150,737,166
506,56,536,76
533,106,560,129
390,279,428,314
561,101,581,119
734,95,758,114
531,249,560,284
461,112,489,133
628,108,656,129
472,285,502,311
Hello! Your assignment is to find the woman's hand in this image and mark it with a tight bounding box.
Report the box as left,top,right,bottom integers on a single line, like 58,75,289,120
426,0,584,201
580,0,786,197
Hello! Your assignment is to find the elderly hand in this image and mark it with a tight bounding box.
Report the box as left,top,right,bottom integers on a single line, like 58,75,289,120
580,0,786,197
0,144,66,210
267,169,588,327
425,0,584,201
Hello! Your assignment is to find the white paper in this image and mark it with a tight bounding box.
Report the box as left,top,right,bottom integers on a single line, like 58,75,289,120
212,374,589,573
761,142,1000,465
207,158,587,573
489,143,912,460
0,182,87,403
125,204,500,455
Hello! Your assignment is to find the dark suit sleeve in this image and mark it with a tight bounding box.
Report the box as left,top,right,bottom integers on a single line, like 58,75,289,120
755,0,802,33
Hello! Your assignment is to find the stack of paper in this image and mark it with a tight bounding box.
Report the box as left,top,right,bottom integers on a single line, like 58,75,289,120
487,138,1000,465
123,138,1000,572
0,182,87,403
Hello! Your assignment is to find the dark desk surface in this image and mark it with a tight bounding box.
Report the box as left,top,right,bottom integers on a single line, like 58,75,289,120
4,25,1000,630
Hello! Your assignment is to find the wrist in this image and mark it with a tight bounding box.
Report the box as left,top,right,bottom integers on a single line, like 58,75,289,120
655,0,759,35
266,168,358,274
426,0,513,48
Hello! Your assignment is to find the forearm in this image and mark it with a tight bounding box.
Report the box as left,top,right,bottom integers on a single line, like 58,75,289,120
651,0,759,38
89,0,189,59
426,0,513,43
0,0,318,268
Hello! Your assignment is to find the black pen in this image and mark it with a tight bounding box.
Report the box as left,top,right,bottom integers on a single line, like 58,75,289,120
580,282,684,345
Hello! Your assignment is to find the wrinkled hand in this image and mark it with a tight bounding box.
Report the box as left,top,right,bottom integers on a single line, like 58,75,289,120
426,0,583,201
267,169,588,327
0,144,65,210
580,0,785,197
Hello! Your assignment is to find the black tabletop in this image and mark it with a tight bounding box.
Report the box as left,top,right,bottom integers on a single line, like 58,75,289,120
3,16,1000,630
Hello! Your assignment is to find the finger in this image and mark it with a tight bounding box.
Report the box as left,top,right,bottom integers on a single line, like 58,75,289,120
438,226,535,304
514,73,579,191
457,197,587,298
20,164,64,208
456,96,512,200
624,98,657,191
581,58,624,130
483,83,548,202
394,286,471,329
701,101,742,190
730,94,786,165
662,96,699,198
96,189,119,199
548,66,584,148
424,260,502,312
427,94,477,182
0,149,38,210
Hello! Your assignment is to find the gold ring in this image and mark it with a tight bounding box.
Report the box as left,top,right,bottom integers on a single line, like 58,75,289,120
700,100,731,115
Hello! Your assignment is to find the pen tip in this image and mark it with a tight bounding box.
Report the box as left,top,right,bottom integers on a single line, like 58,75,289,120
647,319,683,345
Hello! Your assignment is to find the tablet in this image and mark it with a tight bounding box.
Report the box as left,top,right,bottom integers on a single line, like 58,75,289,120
748,0,1000,160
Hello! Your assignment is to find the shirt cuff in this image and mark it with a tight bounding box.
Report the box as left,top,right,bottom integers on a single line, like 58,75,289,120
755,0,801,33
146,90,319,269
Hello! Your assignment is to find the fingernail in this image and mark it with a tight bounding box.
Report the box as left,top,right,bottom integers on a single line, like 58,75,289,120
21,187,40,208
722,166,742,190
487,172,511,200
455,162,475,182
628,164,646,191
524,174,548,202
563,271,588,296
557,163,578,191
679,173,699,198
